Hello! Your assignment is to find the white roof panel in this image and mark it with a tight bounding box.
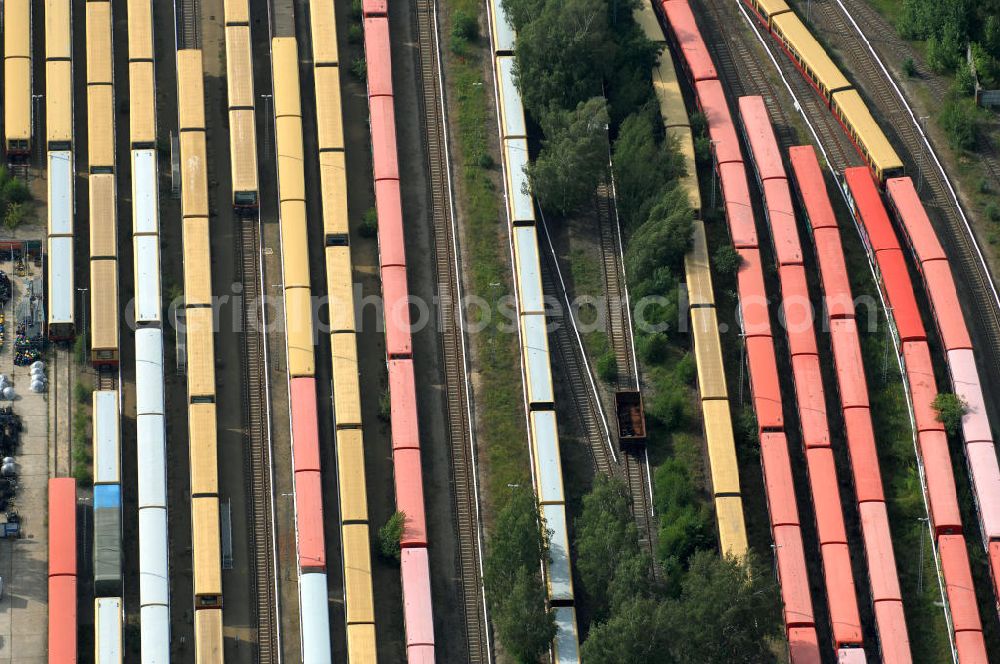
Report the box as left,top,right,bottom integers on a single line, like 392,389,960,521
530,409,564,504
299,572,333,664
135,328,164,415
553,607,581,664
541,503,574,602
489,0,516,53
496,56,526,139
48,236,74,325
95,597,123,664
136,414,166,509
139,604,170,664
133,236,162,324
132,149,160,235
513,226,544,314
504,138,535,223
47,151,74,236
138,506,170,607
520,313,554,405
93,390,120,485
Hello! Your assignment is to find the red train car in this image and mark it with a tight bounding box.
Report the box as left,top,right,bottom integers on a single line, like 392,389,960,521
694,80,743,166
290,377,321,473
362,0,387,17
885,177,946,264
922,260,972,351
873,600,911,664
295,470,327,571
875,249,926,343
363,18,394,98
763,180,802,265
811,229,855,319
401,548,436,655
736,248,770,337
375,180,406,268
788,627,822,664
49,575,78,664
821,542,863,647
947,350,992,444
807,448,847,544
389,359,420,450
381,265,414,358
918,429,963,536
779,265,817,357
859,502,903,603
370,96,400,182
49,478,77,577
792,355,828,448
789,146,838,231
746,336,784,430
720,163,757,247
939,535,984,634
842,407,885,503
662,1,717,83
902,341,943,434
760,432,800,527
393,448,428,547
829,319,869,410
773,524,815,628
845,167,898,255
738,95,785,183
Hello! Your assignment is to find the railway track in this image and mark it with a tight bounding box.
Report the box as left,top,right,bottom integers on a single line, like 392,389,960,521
411,0,490,661
96,365,116,391
177,0,201,49
238,220,280,663
802,0,1000,413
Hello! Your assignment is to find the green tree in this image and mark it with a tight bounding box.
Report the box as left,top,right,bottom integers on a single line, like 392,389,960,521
483,486,546,597
625,186,694,282
2,177,30,205
939,97,979,151
612,110,684,229
582,597,673,663
528,97,610,215
933,392,968,436
377,511,405,560
3,202,26,231
713,244,742,277
491,567,557,663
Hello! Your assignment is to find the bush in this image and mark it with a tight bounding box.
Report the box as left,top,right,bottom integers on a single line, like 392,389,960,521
933,392,968,436
350,0,363,20
3,202,26,231
359,207,378,238
378,389,391,421
73,335,87,365
673,352,696,386
986,202,1000,222
477,152,494,169
74,380,90,404
939,97,979,151
978,177,991,195
646,377,691,433
902,57,917,77
2,178,30,205
954,63,976,97
639,332,670,365
597,351,618,384
347,24,363,45
378,511,405,560
712,245,741,277
351,57,367,81
451,10,479,42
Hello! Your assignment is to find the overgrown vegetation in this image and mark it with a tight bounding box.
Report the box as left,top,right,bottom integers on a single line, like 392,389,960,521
932,392,968,436
377,511,404,561
0,167,31,230
72,378,92,484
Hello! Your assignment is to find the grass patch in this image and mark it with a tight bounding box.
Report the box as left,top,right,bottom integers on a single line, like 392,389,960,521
72,375,93,484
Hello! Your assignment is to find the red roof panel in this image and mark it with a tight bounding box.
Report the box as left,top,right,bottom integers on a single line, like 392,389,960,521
746,336,783,430
779,265,817,357
389,359,420,450
773,525,815,627
811,227,854,319
369,95,399,182
290,377,321,473
738,95,785,182
760,432,799,527
789,145,838,231
375,179,406,268
842,407,884,503
737,248,770,337
793,355,829,448
876,249,926,342
859,502,903,602
663,2,718,82
918,429,962,535
695,79,742,165
807,448,847,544
829,318,869,410
947,348,993,444
923,259,972,351
295,469,327,570
873,600,912,664
48,576,77,664
938,534,983,634
401,548,435,646
953,630,988,664
846,166,898,254
886,176,946,264
787,627,821,664
990,542,1000,607
820,542,863,647
363,18,393,98
393,448,428,547
381,265,413,358
720,163,757,248
764,179,802,266
362,0,387,17
49,478,77,577
903,341,942,433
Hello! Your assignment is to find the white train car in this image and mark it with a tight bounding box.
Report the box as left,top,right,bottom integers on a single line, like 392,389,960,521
93,390,120,485
300,572,334,663
490,0,581,657
47,151,75,339
95,597,124,664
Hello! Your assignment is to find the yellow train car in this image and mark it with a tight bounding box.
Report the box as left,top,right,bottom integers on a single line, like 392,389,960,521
194,609,224,664
331,332,362,427
46,61,74,148
314,67,345,151
90,260,120,363
4,0,32,154
85,2,113,85
185,306,217,399
223,0,250,26
279,200,311,289
715,496,749,558
702,400,741,495
177,50,206,131
831,89,904,181
192,496,223,607
89,175,118,258
127,0,154,61
87,85,115,170
669,126,701,214
4,0,31,58
229,109,259,208
180,132,210,218
276,116,306,201
634,0,664,44
341,523,375,624
654,60,687,129
285,287,316,377
182,217,213,307
129,61,157,147
684,222,714,307
336,429,369,522
325,246,356,332
690,308,728,400
225,27,255,108
347,624,378,662
745,0,791,26
189,403,219,497
44,0,72,61
770,12,850,100
271,38,302,119
310,0,339,65
319,152,349,238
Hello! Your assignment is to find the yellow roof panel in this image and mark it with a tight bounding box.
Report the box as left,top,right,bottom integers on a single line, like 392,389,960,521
189,403,219,496
336,429,368,523
285,287,316,377
87,85,115,169
276,116,305,201
280,200,311,289
772,13,850,95
194,609,224,664
331,332,362,427
130,62,157,145
4,59,31,143
181,131,210,217
89,174,118,257
46,61,73,145
4,0,31,58
832,89,904,177
669,126,701,213
225,26,255,108
310,1,338,65
320,151,349,236
127,0,154,61
271,38,302,118
634,1,664,43
86,3,113,84
183,217,214,307
192,496,222,597
757,0,791,18
229,109,258,196
716,496,748,559
654,58,686,128
702,400,740,495
186,306,217,398
44,0,72,60
177,50,206,131
691,307,728,400
346,624,377,664
90,260,119,352
684,221,714,307
314,67,344,150
325,246,356,332
224,0,250,25
341,523,375,624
